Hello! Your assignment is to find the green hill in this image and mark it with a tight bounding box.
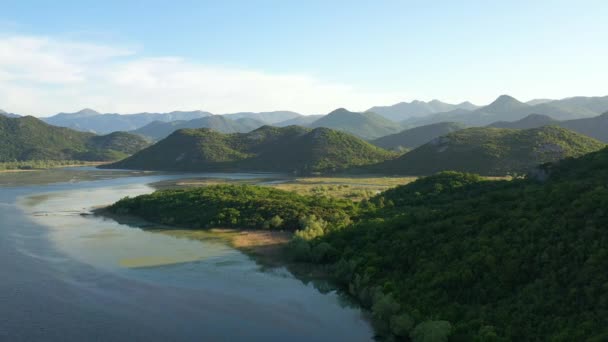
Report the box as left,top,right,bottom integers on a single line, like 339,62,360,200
309,108,401,140
375,126,605,176
107,125,396,174
0,115,149,162
371,122,465,151
132,115,265,140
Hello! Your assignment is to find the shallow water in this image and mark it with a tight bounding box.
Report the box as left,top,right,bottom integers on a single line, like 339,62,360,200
0,168,372,341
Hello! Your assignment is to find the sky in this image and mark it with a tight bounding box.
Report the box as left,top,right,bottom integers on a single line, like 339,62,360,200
0,0,607,116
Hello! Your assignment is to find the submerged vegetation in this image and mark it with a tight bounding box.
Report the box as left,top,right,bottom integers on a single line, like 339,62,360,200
108,146,608,341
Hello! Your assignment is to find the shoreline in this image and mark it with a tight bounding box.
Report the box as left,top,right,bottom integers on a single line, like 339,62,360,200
92,206,334,281
0,161,110,173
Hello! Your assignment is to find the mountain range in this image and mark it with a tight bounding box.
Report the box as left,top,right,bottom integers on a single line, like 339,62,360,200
106,125,396,174
274,115,325,127
309,108,402,140
5,94,608,144
371,122,465,151
221,111,302,124
374,126,605,176
42,109,213,134
0,109,20,118
400,95,608,128
0,115,149,162
367,100,478,121
40,109,308,135
132,115,266,141
489,112,608,142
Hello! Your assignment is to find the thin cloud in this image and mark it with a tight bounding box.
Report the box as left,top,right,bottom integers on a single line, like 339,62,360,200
0,34,402,116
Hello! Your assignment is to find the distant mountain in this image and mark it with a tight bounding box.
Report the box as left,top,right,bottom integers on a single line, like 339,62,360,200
309,108,401,140
402,95,608,128
274,115,325,127
367,100,479,121
0,115,149,162
106,125,395,174
489,114,559,129
489,112,608,143
43,109,212,134
0,109,20,118
371,122,465,151
222,111,302,124
551,95,608,114
526,99,553,105
559,112,608,142
132,115,265,141
373,126,605,176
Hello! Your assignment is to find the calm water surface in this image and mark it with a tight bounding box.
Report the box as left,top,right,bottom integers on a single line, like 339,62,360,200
0,168,372,341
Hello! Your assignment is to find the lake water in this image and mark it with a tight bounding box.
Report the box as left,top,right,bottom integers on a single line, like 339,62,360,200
0,168,372,341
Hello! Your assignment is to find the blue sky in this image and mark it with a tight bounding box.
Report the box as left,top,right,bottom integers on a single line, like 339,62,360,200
0,0,607,116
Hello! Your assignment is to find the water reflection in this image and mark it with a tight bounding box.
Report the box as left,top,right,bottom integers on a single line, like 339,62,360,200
1,168,373,341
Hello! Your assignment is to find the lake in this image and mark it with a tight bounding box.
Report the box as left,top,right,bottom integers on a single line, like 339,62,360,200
0,168,372,341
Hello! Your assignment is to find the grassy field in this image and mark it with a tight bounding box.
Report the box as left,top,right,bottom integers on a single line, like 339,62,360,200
151,175,419,201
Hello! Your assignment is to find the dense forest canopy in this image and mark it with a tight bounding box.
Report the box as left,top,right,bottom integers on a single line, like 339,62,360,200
109,184,356,233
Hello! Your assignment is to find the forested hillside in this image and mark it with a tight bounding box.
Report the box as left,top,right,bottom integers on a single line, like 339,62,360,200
107,125,396,174
375,126,604,176
0,115,149,163
300,147,608,341
371,122,465,151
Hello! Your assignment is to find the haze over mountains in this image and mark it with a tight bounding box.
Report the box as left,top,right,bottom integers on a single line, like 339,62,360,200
367,99,479,121
489,112,608,143
42,109,213,134
41,109,305,135
0,109,20,118
13,94,605,140
4,94,608,171
401,95,608,127
132,115,266,141
371,122,465,151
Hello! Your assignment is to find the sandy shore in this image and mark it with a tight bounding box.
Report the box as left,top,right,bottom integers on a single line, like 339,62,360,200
209,228,292,266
